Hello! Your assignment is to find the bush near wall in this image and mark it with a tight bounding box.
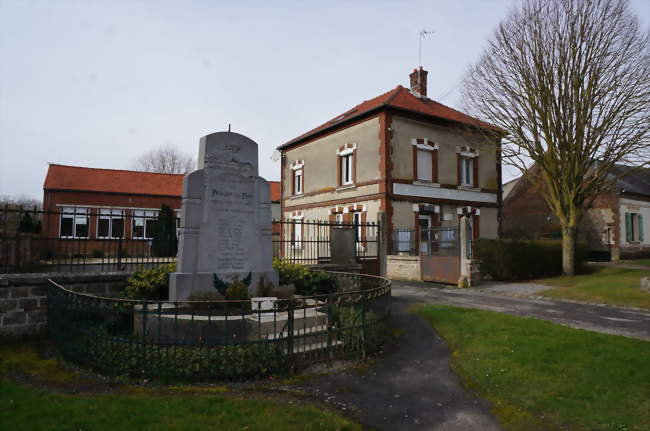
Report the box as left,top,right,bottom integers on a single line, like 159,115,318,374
476,239,588,281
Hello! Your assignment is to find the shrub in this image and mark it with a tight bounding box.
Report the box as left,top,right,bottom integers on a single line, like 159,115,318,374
123,263,176,300
151,204,178,257
272,259,339,295
225,280,249,301
91,249,105,258
476,239,587,281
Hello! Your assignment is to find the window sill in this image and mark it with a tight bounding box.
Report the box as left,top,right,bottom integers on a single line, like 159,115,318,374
457,185,480,192
288,194,304,200
413,181,440,188
336,184,356,192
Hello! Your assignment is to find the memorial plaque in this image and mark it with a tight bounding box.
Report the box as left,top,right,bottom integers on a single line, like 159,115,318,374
169,131,278,300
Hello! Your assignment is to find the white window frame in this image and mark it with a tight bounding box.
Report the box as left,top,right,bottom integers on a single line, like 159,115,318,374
294,168,303,195
341,153,354,185
461,157,474,187
290,215,304,248
353,211,366,252
132,210,158,240
60,207,89,239
97,209,125,239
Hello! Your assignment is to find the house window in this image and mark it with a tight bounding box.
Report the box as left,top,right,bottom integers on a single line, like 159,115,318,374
353,212,362,241
335,213,344,225
417,149,433,182
293,168,303,195
461,157,474,186
132,210,158,239
98,209,124,239
341,153,353,185
626,212,644,242
291,217,303,246
60,207,88,239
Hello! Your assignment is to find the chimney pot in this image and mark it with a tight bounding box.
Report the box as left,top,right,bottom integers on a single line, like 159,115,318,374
409,66,428,97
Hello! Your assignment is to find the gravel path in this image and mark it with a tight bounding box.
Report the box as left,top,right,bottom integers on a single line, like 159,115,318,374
290,297,502,431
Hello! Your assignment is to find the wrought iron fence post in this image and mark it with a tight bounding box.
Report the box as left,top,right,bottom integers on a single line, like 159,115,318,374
287,299,295,374
361,294,366,359
327,295,333,364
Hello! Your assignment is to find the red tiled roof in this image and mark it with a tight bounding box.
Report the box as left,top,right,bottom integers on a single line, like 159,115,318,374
269,181,281,202
44,164,282,200
44,164,184,196
280,85,501,149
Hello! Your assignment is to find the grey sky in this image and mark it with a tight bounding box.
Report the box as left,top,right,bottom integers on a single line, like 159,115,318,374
1,0,648,200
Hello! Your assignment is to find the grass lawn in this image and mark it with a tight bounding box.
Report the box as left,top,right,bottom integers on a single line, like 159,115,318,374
417,305,650,431
536,266,650,309
0,342,361,431
620,258,650,267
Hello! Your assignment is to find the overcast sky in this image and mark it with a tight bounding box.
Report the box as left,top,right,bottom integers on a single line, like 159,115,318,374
1,0,648,200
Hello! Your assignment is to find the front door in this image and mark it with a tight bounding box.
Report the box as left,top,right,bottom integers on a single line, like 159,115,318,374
419,214,431,255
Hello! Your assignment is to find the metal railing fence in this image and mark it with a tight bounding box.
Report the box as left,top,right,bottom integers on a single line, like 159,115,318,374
391,227,460,256
47,271,391,380
1,207,381,274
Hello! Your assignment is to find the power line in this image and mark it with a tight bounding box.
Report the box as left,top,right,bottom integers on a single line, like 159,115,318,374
436,0,555,102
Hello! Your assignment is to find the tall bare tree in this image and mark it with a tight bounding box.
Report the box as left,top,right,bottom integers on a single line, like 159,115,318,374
132,146,195,175
462,0,650,275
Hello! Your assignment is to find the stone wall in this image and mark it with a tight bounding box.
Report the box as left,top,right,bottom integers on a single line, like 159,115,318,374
386,255,421,281
0,272,130,337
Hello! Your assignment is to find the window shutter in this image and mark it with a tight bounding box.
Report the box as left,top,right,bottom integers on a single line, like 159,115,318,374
456,154,461,185
412,146,418,180
336,155,342,187
639,215,644,242
473,157,479,188
625,213,633,242
431,148,438,183
473,214,480,240
352,150,357,184
291,170,295,195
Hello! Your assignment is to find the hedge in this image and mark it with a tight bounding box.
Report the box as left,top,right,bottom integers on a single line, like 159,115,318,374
475,239,587,281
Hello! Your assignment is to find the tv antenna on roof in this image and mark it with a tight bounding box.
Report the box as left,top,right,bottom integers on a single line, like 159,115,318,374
419,29,435,67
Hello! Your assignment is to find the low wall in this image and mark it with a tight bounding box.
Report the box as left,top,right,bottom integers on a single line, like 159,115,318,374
0,272,130,336
386,255,421,281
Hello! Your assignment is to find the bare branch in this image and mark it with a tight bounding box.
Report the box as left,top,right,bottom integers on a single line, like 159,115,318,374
132,146,196,175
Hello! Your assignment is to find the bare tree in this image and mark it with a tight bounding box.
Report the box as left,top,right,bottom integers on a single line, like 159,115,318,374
462,0,650,275
132,146,195,175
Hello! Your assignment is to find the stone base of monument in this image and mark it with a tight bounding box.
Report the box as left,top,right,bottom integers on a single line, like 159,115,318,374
169,270,279,301
133,300,341,352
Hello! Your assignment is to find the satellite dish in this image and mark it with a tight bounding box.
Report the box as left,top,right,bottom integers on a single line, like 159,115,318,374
271,149,281,162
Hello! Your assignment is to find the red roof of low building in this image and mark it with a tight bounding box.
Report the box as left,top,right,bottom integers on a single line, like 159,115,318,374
280,85,501,149
44,164,282,200
269,181,281,202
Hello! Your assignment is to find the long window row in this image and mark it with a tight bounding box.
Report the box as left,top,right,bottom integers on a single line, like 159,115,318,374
59,207,174,240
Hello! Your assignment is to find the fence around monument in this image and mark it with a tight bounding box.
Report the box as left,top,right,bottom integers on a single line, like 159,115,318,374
0,206,380,274
47,271,391,380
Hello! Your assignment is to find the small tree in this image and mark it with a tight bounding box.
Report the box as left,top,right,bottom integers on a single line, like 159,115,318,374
151,204,178,257
132,146,195,174
462,0,650,275
18,212,34,233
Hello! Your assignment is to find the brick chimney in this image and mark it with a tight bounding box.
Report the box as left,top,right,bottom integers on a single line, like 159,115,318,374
409,67,428,97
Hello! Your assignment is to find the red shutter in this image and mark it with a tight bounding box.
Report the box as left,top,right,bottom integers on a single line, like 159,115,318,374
291,170,295,195
432,149,438,183
336,155,342,187
361,212,367,243
473,156,479,188
412,146,418,181
352,150,357,184
457,154,462,185
473,214,480,240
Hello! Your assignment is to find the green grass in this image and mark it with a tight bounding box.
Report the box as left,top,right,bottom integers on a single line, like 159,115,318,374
537,266,650,309
620,258,650,267
417,305,650,431
0,341,361,431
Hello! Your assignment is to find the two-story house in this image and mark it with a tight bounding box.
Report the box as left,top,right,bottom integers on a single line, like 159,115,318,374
277,67,503,253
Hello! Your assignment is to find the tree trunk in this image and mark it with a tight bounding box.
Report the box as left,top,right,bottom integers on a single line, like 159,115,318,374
561,224,577,276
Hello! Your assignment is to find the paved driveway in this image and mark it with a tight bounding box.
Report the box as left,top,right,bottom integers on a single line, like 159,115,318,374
393,280,650,341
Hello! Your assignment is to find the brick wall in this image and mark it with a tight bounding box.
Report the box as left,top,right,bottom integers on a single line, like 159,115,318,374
0,272,130,337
